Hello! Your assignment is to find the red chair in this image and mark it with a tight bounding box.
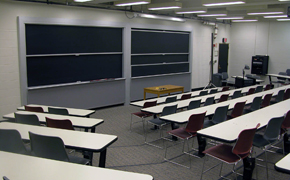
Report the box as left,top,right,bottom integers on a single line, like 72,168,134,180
130,100,157,134
281,110,290,154
246,88,255,95
261,93,273,108
284,88,290,100
227,101,246,119
164,112,206,168
218,94,229,103
221,86,230,92
201,124,260,179
46,117,74,130
180,93,191,100
24,105,44,113
264,84,272,91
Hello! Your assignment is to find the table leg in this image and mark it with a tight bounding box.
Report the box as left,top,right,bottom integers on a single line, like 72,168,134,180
268,76,272,84
99,149,107,168
197,135,206,157
243,157,255,180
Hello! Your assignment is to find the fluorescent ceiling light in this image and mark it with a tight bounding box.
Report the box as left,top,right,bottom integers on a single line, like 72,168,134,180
277,18,290,21
175,8,207,14
264,15,288,18
216,17,243,20
278,0,290,1
232,19,258,22
114,0,151,6
202,0,245,7
74,0,92,2
198,14,227,17
148,2,182,10
135,13,186,22
247,8,284,15
176,10,206,14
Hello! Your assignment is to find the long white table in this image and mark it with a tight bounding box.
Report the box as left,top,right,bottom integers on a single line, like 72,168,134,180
0,122,117,167
2,111,103,133
0,151,153,180
160,85,290,124
18,104,95,117
130,87,222,107
275,153,290,174
142,84,266,116
267,73,290,85
197,99,290,143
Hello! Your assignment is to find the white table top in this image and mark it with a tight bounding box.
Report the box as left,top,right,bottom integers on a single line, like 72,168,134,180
160,85,290,124
232,76,264,83
142,85,263,115
0,151,153,180
130,87,222,107
197,99,290,143
18,104,95,117
3,111,103,129
275,153,290,174
267,74,290,79
0,122,117,151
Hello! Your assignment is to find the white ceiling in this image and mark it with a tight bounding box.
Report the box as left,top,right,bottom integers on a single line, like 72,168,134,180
12,0,290,22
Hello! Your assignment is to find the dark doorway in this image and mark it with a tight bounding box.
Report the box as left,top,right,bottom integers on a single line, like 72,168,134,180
218,43,229,73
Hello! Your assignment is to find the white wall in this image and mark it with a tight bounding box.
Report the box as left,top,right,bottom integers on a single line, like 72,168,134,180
0,0,228,116
229,21,290,84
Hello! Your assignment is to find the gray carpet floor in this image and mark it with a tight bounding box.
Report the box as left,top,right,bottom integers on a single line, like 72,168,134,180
86,104,290,180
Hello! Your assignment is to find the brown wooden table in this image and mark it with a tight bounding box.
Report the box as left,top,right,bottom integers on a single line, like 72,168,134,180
143,85,184,100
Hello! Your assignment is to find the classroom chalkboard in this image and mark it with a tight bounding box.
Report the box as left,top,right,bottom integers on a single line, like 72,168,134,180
27,54,122,87
131,29,190,77
25,24,123,87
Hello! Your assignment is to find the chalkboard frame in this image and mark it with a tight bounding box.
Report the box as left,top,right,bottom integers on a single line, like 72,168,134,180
131,28,190,77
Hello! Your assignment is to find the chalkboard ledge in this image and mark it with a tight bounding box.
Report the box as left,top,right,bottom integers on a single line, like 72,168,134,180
28,78,125,90
131,72,190,79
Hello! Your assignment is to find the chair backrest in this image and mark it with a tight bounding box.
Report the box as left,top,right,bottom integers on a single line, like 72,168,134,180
187,99,201,110
14,113,41,126
212,105,229,124
277,72,287,81
46,117,74,130
0,129,29,155
161,104,177,117
246,88,255,95
284,88,290,100
221,72,228,80
250,96,262,111
209,89,218,94
263,116,285,141
48,107,69,115
255,85,264,93
165,96,177,103
264,84,272,91
143,100,157,108
180,93,192,100
29,131,70,162
282,110,290,129
203,96,215,106
230,101,246,118
286,69,290,76
218,94,229,103
275,89,285,103
199,90,208,96
245,74,252,79
235,77,244,88
185,112,206,133
232,90,242,99
232,123,260,156
261,93,273,108
221,86,230,91
24,105,44,113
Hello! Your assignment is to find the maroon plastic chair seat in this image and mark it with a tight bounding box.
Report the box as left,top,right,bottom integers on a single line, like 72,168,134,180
24,105,44,113
227,101,246,119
